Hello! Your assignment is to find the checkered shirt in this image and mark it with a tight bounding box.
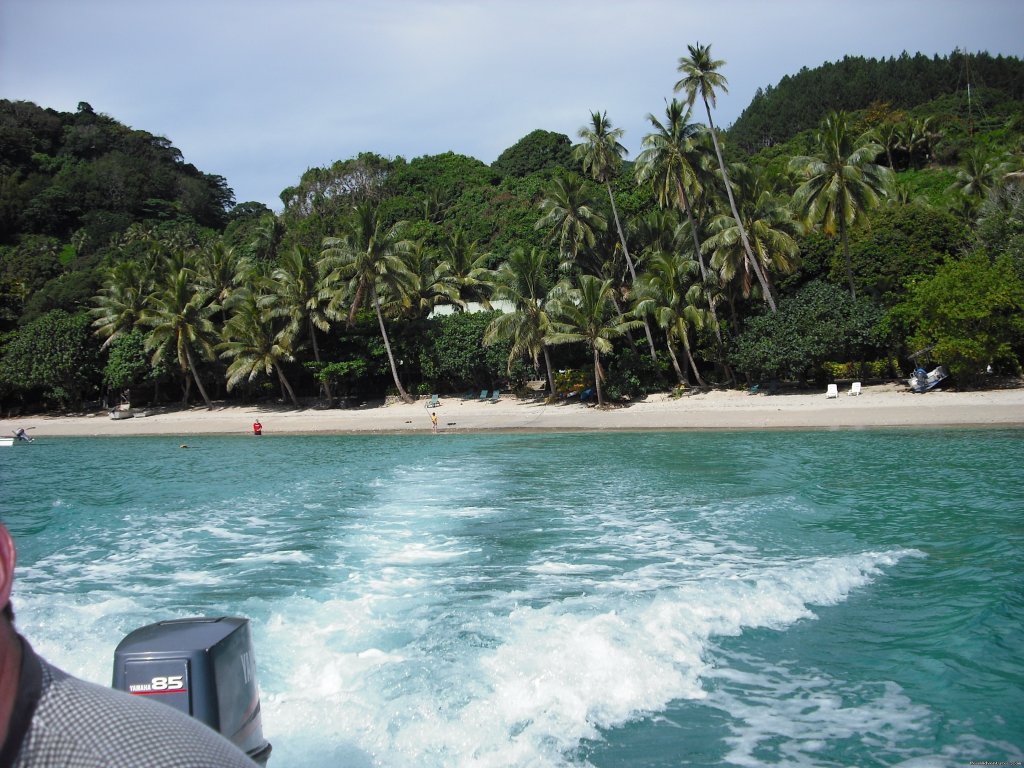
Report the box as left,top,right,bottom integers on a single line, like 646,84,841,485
11,644,256,767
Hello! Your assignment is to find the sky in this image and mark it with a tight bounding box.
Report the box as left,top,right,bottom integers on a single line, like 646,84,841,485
2,0,1023,211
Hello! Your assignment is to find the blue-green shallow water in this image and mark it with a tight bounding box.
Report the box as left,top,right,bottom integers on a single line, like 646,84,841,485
2,430,1022,767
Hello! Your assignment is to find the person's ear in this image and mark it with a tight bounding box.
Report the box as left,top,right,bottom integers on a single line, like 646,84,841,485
0,525,15,610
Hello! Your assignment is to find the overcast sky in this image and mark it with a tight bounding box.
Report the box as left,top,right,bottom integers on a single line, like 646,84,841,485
2,0,1022,211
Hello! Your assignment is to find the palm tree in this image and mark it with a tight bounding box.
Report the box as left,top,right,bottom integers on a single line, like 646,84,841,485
675,42,776,312
484,246,559,393
321,203,416,403
536,172,606,273
633,250,707,386
635,99,709,276
948,148,999,206
790,111,891,299
265,245,336,401
400,237,453,319
440,229,492,310
219,288,300,407
91,259,152,349
141,266,217,409
574,111,659,360
704,166,800,302
573,111,638,279
872,121,901,169
546,275,642,407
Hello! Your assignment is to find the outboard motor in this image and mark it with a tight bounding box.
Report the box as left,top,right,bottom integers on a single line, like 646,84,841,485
112,617,272,765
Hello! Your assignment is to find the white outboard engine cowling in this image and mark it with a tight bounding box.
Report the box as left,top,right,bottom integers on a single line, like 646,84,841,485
112,616,271,765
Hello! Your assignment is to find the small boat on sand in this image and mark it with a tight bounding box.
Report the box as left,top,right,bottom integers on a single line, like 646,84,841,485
908,365,948,393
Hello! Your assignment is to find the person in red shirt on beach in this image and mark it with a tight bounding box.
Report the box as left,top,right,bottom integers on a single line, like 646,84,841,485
252,419,262,436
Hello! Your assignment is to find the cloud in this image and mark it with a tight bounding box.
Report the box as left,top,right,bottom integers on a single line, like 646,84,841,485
2,0,1022,209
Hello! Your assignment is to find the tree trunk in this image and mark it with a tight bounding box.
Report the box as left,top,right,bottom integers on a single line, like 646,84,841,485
543,345,556,397
309,317,333,403
606,181,658,362
676,180,729,380
185,344,213,409
374,291,414,403
703,100,777,313
665,329,687,385
593,346,604,407
275,362,300,407
841,219,856,299
680,325,706,387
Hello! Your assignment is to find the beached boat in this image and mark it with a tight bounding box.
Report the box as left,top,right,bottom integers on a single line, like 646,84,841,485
0,437,13,447
109,408,135,420
908,365,948,393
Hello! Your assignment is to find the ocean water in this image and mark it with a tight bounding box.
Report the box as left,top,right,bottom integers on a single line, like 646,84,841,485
2,429,1022,767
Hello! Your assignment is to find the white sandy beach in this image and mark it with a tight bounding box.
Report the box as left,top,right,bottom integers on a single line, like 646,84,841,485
3,382,1023,438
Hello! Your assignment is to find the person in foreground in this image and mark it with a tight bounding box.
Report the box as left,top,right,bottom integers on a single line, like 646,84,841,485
0,523,256,767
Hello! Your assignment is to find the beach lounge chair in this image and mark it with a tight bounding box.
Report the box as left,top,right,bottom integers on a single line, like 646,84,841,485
489,390,501,403
850,382,861,396
826,383,838,398
427,394,440,408
478,390,489,401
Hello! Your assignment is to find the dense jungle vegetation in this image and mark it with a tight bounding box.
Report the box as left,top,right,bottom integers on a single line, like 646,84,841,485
1,47,1023,412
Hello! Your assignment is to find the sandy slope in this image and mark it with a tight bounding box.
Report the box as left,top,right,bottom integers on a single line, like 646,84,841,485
3,383,1023,438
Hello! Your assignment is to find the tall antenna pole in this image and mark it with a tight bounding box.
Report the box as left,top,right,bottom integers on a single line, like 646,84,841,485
966,49,973,136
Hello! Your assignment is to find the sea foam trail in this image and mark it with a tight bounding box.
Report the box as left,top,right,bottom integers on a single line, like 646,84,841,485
258,549,920,767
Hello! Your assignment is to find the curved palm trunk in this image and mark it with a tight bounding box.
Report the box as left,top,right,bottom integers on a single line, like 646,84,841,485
676,180,730,379
703,99,777,313
605,181,658,362
676,180,709,279
679,324,706,387
348,283,365,327
274,361,300,407
308,317,333,402
373,291,414,403
593,346,604,407
665,329,688,385
840,218,856,299
543,345,556,398
184,344,213,410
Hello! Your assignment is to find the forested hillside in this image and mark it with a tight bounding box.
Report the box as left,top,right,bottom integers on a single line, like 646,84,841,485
1,46,1022,414
729,50,1024,151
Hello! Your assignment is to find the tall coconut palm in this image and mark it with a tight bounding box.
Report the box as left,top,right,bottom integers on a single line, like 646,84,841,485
790,111,891,299
536,172,607,273
573,111,638,279
484,246,559,393
546,275,642,407
219,288,300,407
676,42,776,312
141,266,217,409
321,203,416,403
574,111,659,360
265,245,337,401
635,99,710,277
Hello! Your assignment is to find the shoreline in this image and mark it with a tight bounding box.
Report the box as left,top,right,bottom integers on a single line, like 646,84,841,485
3,382,1024,438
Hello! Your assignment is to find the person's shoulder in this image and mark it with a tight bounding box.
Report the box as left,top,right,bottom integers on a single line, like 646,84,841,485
24,659,255,767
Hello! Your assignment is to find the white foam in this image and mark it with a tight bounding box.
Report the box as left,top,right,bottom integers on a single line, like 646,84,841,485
253,548,920,766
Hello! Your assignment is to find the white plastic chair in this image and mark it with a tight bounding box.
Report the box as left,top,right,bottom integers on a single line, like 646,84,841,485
826,383,839,398
850,382,862,396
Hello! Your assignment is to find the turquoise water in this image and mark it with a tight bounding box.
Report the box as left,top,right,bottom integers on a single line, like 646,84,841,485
2,430,1022,767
